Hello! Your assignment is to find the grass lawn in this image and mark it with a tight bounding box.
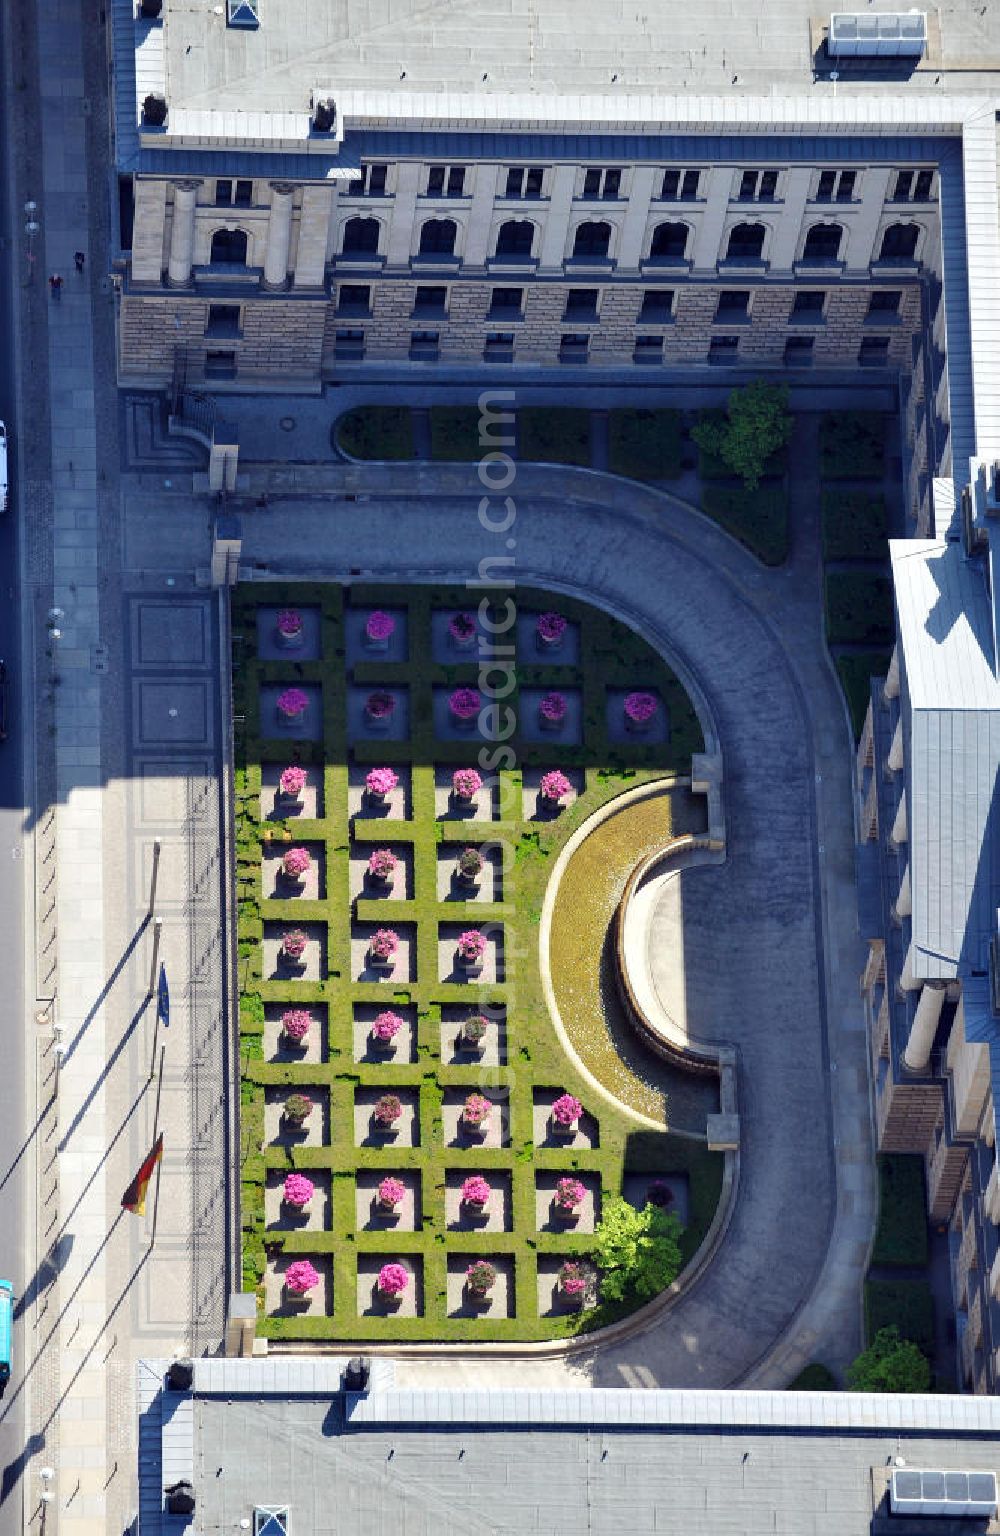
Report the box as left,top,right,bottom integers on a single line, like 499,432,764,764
835,652,889,741
871,1154,929,1268
429,406,485,462
700,483,789,567
824,572,895,646
232,582,720,1343
517,408,592,467
608,409,683,481
337,406,415,461
821,488,889,561
864,1277,934,1354
819,411,887,480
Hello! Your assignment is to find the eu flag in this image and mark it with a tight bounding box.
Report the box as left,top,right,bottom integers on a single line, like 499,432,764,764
157,963,170,1028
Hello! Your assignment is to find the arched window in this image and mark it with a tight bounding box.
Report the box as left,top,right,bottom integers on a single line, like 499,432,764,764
726,223,766,261
419,219,457,256
879,223,919,262
802,223,843,262
649,222,688,260
572,221,611,258
342,217,380,254
210,228,248,265
495,220,535,257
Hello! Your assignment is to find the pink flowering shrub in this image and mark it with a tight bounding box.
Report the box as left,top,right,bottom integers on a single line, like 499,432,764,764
554,1176,586,1210
276,609,303,636
449,687,481,720
462,1013,490,1043
559,1261,587,1297
537,611,568,643
463,1092,492,1126
538,691,568,724
367,848,398,880
452,767,483,798
551,1092,583,1126
465,1260,497,1294
279,764,307,796
368,927,399,960
371,1010,404,1042
374,1093,402,1124
646,1179,674,1208
283,1172,315,1208
276,687,309,719
462,1175,492,1206
448,611,477,643
366,766,399,797
285,1259,320,1295
280,931,309,962
624,690,659,724
377,1262,409,1296
378,1176,406,1207
365,610,396,641
456,929,487,961
280,1007,312,1041
539,770,572,803
365,690,396,720
282,846,311,879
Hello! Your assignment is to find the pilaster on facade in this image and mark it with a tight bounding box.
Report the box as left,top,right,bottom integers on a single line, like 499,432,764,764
167,180,201,288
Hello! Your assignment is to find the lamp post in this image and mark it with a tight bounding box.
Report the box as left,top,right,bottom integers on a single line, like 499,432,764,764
24,200,39,285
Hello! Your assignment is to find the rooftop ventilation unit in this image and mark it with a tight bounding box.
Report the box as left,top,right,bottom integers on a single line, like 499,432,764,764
227,0,260,27
829,12,927,56
254,1510,289,1536
889,1468,997,1518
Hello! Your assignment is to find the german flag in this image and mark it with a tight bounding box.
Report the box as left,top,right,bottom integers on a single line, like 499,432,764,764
121,1133,163,1216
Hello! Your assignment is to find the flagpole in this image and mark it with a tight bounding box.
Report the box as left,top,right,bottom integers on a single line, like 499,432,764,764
149,1043,166,1249
149,961,167,1083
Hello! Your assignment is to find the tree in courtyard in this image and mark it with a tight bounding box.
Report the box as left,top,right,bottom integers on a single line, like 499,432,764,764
691,379,794,491
592,1194,682,1302
846,1327,931,1393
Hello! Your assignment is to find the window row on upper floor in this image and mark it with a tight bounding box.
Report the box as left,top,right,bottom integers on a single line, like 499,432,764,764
197,164,939,211
335,213,928,267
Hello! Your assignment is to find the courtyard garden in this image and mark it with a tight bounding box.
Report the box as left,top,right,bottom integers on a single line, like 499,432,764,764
232,582,723,1342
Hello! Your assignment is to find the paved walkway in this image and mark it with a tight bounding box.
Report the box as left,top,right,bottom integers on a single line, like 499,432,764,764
203,455,873,1388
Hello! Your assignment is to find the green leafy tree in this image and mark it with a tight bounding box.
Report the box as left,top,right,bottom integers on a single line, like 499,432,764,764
691,380,794,490
846,1327,931,1393
592,1195,682,1302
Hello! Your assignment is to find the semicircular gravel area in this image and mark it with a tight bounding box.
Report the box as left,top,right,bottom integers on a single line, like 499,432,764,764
243,461,871,1389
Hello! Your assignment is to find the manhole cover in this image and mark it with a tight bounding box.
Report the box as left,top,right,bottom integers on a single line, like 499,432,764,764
279,417,296,432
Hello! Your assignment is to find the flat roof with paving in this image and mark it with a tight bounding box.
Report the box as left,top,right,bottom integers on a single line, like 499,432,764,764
162,0,1000,111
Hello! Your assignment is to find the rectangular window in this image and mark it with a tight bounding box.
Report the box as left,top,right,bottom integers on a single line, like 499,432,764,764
426,164,466,196
447,166,466,196
409,329,440,359
816,170,836,201
660,169,701,199
348,164,388,196
204,349,237,379
859,335,890,367
234,179,253,207
715,290,750,320
634,335,664,364
337,284,371,315
816,170,856,202
639,289,675,321
490,286,524,316
427,165,446,195
484,331,515,362
564,288,599,320
506,166,545,198
413,284,448,315
867,290,901,317
582,168,622,199
709,335,740,364
784,335,814,365
559,332,590,362
836,170,857,201
790,290,826,321
737,169,779,202
914,169,934,200
215,179,233,206
334,328,366,359
205,304,241,339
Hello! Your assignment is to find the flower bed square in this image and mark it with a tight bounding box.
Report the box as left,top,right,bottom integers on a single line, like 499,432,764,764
259,683,324,742
346,684,411,742
446,1253,515,1319
435,842,503,904
433,764,501,821
357,1255,423,1317
439,1003,507,1067
263,840,325,901
261,761,323,820
255,604,323,661
264,1169,331,1233
265,1252,332,1318
351,921,417,982
535,1171,601,1233
605,687,668,746
355,1170,422,1231
536,1255,598,1317
532,1089,599,1149
521,765,584,821
437,922,504,983
262,924,327,984
344,605,409,664
430,607,488,663
347,760,411,821
263,1085,329,1147
621,1170,689,1227
353,1086,420,1148
518,687,584,746
515,609,581,665
441,1089,509,1148
262,1004,329,1065
352,1003,418,1064
348,841,414,903
445,1170,513,1231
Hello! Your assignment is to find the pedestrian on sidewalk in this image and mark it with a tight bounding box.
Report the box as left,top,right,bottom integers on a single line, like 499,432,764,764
73,251,85,274
48,273,62,300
